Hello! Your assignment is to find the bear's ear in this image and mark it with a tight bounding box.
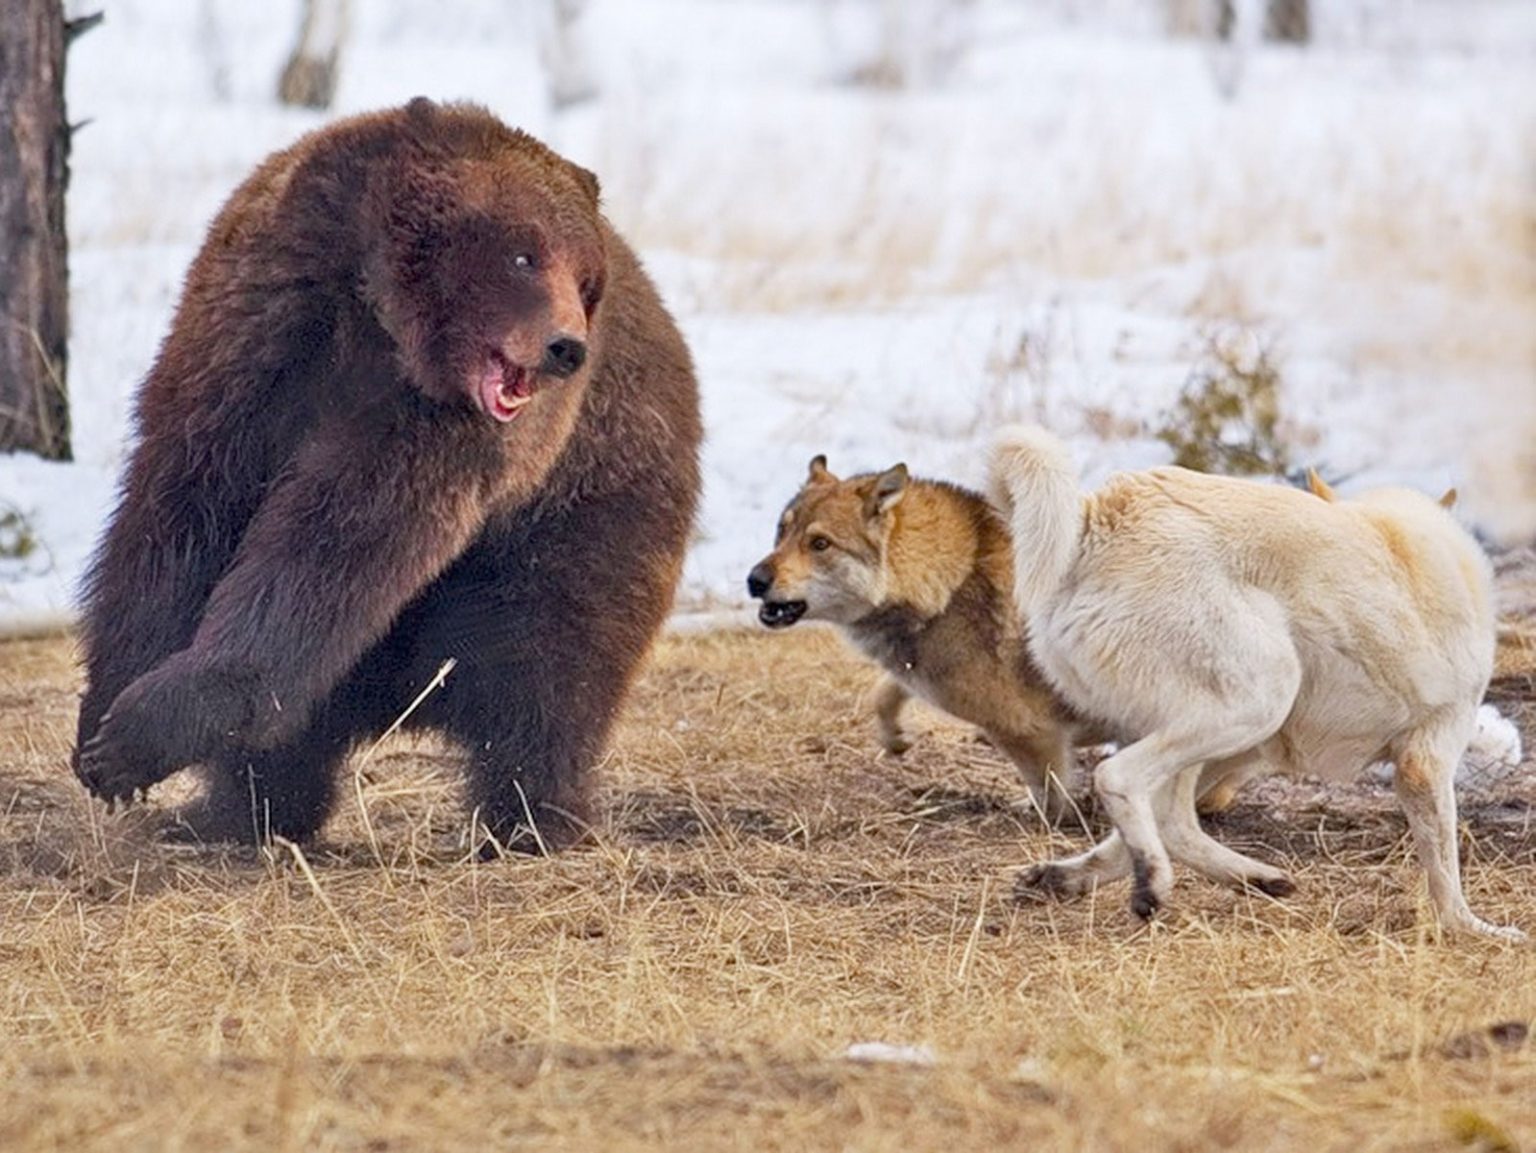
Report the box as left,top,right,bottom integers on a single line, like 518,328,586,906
358,161,463,395
366,161,460,248
569,162,601,209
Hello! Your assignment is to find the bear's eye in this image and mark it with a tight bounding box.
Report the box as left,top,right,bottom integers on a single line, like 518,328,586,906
809,536,831,552
513,253,536,271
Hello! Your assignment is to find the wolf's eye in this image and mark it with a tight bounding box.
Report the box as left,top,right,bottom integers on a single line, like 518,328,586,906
809,536,831,552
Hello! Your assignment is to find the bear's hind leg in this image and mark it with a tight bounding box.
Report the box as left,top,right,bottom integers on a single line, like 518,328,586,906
421,609,637,854
168,654,404,845
174,743,342,846
405,493,691,855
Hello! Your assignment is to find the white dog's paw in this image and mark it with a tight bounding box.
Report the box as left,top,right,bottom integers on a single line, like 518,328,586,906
1464,918,1528,945
1128,852,1173,921
1015,861,1093,901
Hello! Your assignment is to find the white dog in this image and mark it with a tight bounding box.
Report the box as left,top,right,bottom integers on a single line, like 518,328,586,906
990,425,1522,941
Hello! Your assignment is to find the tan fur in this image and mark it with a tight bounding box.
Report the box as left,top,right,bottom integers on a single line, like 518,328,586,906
990,424,1521,941
749,457,1099,820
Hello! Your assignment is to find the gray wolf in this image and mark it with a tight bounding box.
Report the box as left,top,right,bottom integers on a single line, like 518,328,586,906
747,454,1089,819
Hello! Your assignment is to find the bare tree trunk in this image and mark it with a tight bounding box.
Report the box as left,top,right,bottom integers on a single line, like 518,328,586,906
278,0,350,111
0,0,87,460
542,0,596,110
1265,0,1309,44
1163,0,1207,37
1166,0,1309,44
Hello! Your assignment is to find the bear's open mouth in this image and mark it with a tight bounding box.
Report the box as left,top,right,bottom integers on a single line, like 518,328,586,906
758,600,807,629
476,349,535,423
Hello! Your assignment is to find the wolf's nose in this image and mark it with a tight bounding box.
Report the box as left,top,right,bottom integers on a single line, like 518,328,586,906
746,563,773,599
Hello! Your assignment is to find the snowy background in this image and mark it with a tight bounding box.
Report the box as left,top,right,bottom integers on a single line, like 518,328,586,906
1,0,1533,634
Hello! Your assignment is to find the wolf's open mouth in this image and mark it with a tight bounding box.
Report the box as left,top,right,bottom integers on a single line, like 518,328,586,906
758,600,807,628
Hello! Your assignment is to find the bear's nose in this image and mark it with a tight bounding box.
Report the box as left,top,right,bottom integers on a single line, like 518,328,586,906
542,335,587,379
746,563,774,599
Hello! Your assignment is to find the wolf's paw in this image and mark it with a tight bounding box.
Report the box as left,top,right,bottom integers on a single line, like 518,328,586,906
880,733,912,756
1034,791,1081,828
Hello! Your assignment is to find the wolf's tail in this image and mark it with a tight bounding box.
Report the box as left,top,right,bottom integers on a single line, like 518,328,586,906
989,425,1082,616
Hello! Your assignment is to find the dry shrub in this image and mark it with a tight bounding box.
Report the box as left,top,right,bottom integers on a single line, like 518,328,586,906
0,504,38,562
1157,326,1290,476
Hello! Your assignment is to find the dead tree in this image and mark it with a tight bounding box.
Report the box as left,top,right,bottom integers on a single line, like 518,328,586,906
1263,0,1309,44
1166,0,1310,44
0,1,95,460
277,0,350,111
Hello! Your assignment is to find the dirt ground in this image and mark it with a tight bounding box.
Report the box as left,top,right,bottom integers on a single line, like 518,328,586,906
2,591,1535,1151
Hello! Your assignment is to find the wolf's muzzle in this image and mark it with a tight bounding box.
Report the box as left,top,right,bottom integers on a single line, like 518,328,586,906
757,600,807,628
746,562,774,599
747,562,806,627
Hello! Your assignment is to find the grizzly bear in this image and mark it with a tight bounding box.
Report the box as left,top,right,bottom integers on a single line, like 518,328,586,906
73,98,701,851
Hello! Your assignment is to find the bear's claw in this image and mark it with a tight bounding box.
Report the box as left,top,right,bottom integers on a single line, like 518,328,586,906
75,711,171,804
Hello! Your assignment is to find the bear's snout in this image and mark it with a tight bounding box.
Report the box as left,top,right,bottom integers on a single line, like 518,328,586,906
542,335,587,379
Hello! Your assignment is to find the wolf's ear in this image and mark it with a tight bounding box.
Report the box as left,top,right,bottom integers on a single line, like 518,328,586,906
807,455,834,485
867,464,908,517
1439,487,1458,509
1304,468,1336,503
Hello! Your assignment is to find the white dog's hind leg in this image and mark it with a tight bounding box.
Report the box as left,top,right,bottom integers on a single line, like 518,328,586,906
1025,732,1204,918
1193,748,1271,815
1089,735,1195,919
1086,710,1295,920
1157,761,1295,897
1020,747,1288,909
1393,717,1526,943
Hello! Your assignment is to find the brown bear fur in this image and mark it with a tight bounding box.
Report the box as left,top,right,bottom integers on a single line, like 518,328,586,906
74,98,701,851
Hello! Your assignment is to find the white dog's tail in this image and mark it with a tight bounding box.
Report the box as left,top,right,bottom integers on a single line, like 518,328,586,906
989,425,1082,615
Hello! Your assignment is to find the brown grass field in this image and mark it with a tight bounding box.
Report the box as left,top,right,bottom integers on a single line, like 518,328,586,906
2,595,1535,1151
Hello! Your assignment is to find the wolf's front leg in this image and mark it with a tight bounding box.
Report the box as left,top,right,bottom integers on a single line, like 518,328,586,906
990,727,1076,824
873,677,912,755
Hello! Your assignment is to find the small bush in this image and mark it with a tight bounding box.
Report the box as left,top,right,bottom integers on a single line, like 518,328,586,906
1157,328,1290,476
0,504,38,562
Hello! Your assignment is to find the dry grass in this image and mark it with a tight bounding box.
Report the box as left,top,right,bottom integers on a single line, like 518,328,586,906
3,625,1536,1152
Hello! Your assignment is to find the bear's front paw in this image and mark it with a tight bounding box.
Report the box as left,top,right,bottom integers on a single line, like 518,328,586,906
74,663,210,804
75,702,176,804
